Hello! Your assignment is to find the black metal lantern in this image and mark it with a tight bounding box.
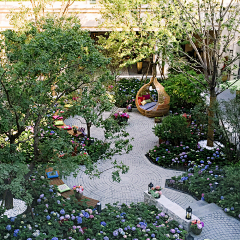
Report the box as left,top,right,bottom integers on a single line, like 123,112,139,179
96,202,101,213
148,182,153,193
186,206,192,220
213,182,218,191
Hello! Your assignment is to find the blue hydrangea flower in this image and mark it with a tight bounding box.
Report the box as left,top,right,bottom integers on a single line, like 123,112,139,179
221,196,224,200
6,225,11,231
101,221,107,226
113,231,118,236
51,238,58,240
132,227,136,231
60,209,65,215
49,189,53,192
200,160,204,163
46,215,51,220
231,207,234,210
77,216,82,224
151,234,156,238
156,157,159,161
13,229,20,237
103,237,109,240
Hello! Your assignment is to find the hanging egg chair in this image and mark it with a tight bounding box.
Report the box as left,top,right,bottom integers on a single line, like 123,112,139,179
135,77,170,117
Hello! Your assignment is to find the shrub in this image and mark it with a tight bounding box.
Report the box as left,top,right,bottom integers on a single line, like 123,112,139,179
153,115,191,146
160,70,205,111
114,78,143,107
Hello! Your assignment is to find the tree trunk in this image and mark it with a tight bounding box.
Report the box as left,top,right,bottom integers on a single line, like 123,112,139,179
5,190,13,210
207,89,216,147
87,122,91,138
152,63,157,78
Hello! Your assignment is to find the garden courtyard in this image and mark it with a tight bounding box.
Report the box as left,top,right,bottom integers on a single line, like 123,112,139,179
1,1,240,239
63,99,240,240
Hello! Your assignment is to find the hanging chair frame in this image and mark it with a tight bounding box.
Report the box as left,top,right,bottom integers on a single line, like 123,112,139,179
135,77,170,118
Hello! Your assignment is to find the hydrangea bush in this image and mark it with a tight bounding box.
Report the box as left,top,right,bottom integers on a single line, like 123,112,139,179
0,172,188,239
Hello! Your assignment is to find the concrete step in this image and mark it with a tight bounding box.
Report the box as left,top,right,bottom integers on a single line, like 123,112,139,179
192,202,223,218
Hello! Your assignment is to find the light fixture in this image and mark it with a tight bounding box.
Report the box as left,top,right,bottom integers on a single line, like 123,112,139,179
213,182,218,191
148,182,153,193
96,202,101,213
186,206,192,220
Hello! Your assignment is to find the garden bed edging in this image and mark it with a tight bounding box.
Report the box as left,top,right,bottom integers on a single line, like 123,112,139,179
144,191,199,231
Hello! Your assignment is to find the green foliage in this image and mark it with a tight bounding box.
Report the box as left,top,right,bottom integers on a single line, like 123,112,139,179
161,70,205,110
169,164,240,219
153,115,191,146
114,78,144,108
0,172,188,239
214,98,240,164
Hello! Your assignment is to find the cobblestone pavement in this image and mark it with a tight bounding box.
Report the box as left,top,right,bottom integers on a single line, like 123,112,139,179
63,108,240,240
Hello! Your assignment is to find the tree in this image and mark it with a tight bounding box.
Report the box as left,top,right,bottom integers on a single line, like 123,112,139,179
98,0,177,77
7,0,76,32
0,16,130,210
166,0,240,147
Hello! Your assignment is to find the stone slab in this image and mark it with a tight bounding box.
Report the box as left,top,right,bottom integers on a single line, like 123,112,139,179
144,191,199,231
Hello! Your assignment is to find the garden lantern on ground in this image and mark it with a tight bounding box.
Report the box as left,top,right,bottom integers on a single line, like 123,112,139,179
148,182,153,193
186,206,192,220
213,182,218,191
97,202,101,213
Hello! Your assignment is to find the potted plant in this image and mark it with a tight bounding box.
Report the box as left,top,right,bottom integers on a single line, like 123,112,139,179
72,185,84,200
112,111,129,125
72,126,78,134
126,104,132,112
149,185,162,198
190,220,204,235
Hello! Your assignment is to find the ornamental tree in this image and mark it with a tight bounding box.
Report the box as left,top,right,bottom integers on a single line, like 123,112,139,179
0,16,130,210
98,0,178,76
166,0,240,147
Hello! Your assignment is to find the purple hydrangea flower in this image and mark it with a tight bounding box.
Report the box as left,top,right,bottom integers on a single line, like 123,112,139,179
39,194,44,198
113,231,118,236
170,229,175,233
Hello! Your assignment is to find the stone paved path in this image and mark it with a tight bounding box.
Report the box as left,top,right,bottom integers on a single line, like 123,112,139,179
63,108,240,240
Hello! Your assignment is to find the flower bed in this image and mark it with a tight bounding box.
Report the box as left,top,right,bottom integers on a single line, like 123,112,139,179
167,165,240,219
0,171,188,239
147,142,228,171
114,78,143,108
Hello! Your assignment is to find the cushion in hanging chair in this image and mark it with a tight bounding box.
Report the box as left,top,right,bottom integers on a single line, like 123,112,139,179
139,102,157,110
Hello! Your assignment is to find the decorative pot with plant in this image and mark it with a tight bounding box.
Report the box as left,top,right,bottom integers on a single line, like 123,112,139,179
126,104,132,112
72,126,78,134
149,185,162,198
190,220,204,235
73,185,84,200
113,111,129,124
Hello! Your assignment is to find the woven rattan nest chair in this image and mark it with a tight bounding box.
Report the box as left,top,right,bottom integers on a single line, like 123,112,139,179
136,77,170,118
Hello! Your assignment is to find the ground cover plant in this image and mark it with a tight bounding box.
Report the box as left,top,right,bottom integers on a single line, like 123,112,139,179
0,170,188,239
167,164,240,220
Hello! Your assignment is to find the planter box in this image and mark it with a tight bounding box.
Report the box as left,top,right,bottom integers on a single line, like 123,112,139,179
144,191,199,231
